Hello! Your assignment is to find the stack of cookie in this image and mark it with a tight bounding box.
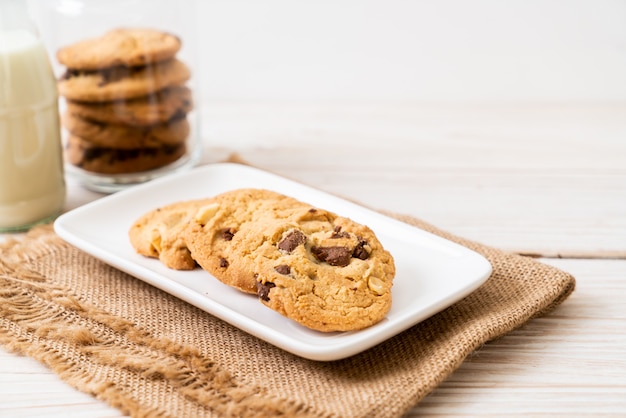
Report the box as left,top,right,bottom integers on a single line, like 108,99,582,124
56,28,193,175
129,188,397,332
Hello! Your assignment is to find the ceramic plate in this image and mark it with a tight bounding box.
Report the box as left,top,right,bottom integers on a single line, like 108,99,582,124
54,163,492,361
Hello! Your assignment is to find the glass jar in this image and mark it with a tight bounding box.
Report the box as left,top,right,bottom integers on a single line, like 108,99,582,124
30,0,201,193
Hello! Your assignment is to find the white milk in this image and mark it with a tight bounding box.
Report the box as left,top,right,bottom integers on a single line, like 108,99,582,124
0,29,66,231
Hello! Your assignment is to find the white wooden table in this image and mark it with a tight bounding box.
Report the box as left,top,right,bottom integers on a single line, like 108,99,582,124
1,102,625,417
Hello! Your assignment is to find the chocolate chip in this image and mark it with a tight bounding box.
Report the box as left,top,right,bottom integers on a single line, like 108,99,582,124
277,230,306,253
60,68,81,81
96,66,141,87
219,257,229,268
352,239,371,260
274,265,291,275
81,144,181,163
221,227,236,241
330,225,350,239
97,68,120,87
256,280,276,301
311,246,352,267
171,108,187,120
308,208,317,213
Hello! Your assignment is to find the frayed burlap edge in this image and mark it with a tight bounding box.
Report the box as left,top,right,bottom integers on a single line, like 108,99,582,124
0,227,318,418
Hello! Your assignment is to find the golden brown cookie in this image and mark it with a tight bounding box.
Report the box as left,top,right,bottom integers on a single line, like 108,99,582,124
66,135,186,174
62,113,189,149
57,28,181,70
183,188,395,331
58,58,191,102
184,189,296,294
240,208,394,332
65,85,193,126
129,199,214,270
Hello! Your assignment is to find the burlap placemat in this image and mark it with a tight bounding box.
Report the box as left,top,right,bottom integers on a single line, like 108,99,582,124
0,206,575,417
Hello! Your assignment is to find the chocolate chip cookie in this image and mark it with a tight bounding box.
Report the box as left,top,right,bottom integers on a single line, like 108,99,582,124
57,28,181,70
239,207,394,332
183,188,396,331
63,113,190,149
66,135,186,175
58,58,191,102
65,85,193,127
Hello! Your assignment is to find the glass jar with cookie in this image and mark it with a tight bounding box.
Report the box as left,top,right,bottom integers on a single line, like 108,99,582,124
30,0,201,192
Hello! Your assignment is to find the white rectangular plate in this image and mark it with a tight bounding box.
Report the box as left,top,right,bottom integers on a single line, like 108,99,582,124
54,163,492,361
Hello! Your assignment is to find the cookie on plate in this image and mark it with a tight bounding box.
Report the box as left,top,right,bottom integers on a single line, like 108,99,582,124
129,199,214,270
58,58,191,102
239,206,395,332
62,113,190,149
183,188,396,331
66,135,186,175
57,28,181,70
65,85,193,127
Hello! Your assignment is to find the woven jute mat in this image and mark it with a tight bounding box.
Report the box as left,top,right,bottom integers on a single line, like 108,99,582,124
0,195,575,417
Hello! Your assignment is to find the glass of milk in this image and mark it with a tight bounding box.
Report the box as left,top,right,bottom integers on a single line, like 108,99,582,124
0,0,66,232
